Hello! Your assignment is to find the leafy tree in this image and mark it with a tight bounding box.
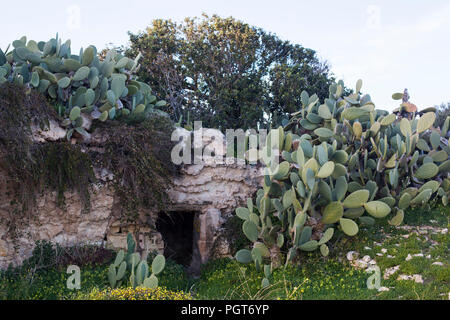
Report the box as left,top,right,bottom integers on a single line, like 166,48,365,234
127,14,335,130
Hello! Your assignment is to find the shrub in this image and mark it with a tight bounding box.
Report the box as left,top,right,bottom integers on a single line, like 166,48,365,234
0,34,168,140
75,286,192,300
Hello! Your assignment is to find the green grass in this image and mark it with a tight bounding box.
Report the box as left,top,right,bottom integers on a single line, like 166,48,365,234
191,205,449,300
0,206,448,300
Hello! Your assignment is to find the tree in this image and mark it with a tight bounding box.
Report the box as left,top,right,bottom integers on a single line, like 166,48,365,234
127,14,335,130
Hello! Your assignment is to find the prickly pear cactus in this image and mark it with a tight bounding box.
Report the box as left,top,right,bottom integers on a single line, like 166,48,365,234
235,80,450,287
0,34,167,140
108,233,166,289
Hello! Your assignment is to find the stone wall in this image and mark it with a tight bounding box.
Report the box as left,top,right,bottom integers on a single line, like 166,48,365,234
0,127,262,270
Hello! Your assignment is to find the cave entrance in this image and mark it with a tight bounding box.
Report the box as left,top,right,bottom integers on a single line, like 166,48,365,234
155,211,199,268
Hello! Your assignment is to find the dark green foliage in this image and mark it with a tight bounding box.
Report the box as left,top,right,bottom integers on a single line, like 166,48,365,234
234,80,450,287
127,14,335,129
0,84,95,231
92,115,179,218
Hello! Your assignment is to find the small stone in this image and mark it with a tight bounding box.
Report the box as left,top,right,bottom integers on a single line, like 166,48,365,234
378,287,390,292
346,251,359,261
377,253,383,257
405,254,412,261
426,255,431,259
384,265,400,279
387,255,395,258
397,274,423,284
362,255,371,263
432,262,443,266
413,253,424,258
442,228,448,235
364,246,372,250
381,248,388,254
369,259,377,265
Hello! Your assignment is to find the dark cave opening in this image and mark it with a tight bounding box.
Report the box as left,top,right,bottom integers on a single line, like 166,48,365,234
155,211,197,267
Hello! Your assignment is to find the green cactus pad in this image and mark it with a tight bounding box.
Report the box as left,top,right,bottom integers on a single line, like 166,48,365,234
343,190,370,209
364,201,391,218
243,220,259,242
314,127,334,138
417,112,436,133
318,227,334,245
320,244,329,257
322,202,344,224
410,189,433,206
143,274,158,289
388,209,404,227
254,242,270,257
235,249,253,264
415,162,439,180
339,218,358,236
299,240,319,251
73,66,90,81
317,161,335,178
114,250,125,267
236,207,250,220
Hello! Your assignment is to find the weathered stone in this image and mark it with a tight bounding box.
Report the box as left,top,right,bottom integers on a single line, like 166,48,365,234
0,127,262,269
346,251,359,261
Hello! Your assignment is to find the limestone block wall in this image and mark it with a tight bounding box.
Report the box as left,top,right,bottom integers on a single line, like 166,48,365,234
0,159,262,269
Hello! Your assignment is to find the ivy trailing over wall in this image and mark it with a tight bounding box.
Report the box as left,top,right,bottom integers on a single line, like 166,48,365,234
0,83,178,238
91,115,179,221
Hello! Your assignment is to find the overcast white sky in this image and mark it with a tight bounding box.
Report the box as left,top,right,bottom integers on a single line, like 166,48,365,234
1,0,449,111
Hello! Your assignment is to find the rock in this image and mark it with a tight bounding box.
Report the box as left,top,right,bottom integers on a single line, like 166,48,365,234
432,262,444,266
364,246,372,250
0,131,263,269
384,265,400,279
381,248,388,254
362,255,371,263
346,251,359,261
405,254,412,261
378,287,390,292
397,274,424,284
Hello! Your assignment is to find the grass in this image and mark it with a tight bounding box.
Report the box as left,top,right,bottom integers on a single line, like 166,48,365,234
0,206,448,300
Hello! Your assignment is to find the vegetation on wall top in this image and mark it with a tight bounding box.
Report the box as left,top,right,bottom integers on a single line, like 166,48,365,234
234,79,450,288
127,14,336,130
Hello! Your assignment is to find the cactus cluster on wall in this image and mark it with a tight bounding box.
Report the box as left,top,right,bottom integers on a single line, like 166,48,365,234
234,80,450,288
0,34,166,139
108,233,166,289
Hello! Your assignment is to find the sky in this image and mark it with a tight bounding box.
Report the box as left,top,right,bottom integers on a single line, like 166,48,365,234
1,0,449,111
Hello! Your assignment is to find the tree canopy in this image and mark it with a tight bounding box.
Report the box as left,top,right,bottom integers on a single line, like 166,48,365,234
127,14,335,130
